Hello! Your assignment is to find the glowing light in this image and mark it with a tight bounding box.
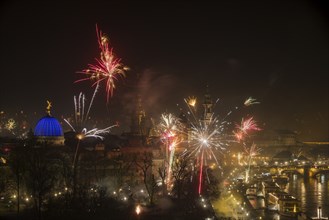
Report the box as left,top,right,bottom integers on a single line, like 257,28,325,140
0,157,6,164
5,119,16,131
201,138,208,145
136,204,141,215
76,133,84,140
186,96,197,107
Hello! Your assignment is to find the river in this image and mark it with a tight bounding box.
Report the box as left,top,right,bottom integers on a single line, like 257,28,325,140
284,173,329,218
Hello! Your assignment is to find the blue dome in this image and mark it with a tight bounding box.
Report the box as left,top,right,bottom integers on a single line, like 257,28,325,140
34,115,63,137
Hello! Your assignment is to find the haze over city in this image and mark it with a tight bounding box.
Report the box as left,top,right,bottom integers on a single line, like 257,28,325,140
1,0,328,140
1,1,329,220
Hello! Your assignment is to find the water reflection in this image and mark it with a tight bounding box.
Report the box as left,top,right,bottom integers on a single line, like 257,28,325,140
285,173,329,218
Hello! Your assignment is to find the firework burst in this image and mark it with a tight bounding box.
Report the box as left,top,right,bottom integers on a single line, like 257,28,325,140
5,118,16,132
244,142,261,158
75,25,129,103
180,94,261,194
0,113,29,138
64,92,117,167
157,113,183,189
234,116,261,142
244,143,261,182
178,95,233,195
158,92,262,195
186,96,197,108
244,97,260,106
186,113,228,194
158,113,182,144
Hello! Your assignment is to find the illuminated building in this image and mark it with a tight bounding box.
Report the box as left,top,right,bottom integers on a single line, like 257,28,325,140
34,101,64,146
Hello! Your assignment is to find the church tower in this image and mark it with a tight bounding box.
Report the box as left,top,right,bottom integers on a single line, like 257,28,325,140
130,94,146,135
202,85,213,126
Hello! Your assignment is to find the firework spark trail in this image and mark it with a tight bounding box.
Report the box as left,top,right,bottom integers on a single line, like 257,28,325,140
198,150,204,195
168,95,261,195
186,96,197,108
158,113,183,189
240,117,261,133
78,93,83,126
4,119,17,135
5,119,16,131
65,92,117,167
180,97,230,195
233,130,244,142
69,125,117,168
81,93,85,124
244,97,260,106
85,82,99,121
65,92,118,136
244,143,261,182
159,113,182,134
184,97,201,123
64,119,116,140
71,85,99,128
221,96,259,123
167,137,183,189
188,112,228,152
180,95,260,194
73,93,84,127
75,25,129,103
244,142,261,158
233,116,261,142
74,97,78,125
66,123,117,168
0,112,30,139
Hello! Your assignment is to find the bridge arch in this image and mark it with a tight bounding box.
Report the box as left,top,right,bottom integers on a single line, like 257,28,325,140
310,167,329,177
277,167,304,176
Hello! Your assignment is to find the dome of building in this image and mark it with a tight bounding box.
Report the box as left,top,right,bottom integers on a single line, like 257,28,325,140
34,115,63,137
33,101,65,146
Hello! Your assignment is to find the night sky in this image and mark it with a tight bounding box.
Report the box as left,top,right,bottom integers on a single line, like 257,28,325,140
0,0,328,141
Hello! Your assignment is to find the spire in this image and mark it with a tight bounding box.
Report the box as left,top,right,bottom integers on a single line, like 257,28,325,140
46,100,52,116
202,85,213,125
130,93,146,135
204,85,212,105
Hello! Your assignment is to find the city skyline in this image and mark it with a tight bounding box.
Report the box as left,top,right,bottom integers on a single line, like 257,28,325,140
0,0,328,141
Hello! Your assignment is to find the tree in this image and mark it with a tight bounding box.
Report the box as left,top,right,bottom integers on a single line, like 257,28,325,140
134,151,158,205
25,147,58,220
157,161,167,196
8,144,27,215
112,153,134,190
171,154,192,199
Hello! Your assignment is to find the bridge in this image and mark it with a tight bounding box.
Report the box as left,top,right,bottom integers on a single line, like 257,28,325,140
269,165,329,177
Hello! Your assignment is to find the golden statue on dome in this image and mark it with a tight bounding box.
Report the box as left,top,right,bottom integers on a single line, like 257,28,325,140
46,100,52,116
